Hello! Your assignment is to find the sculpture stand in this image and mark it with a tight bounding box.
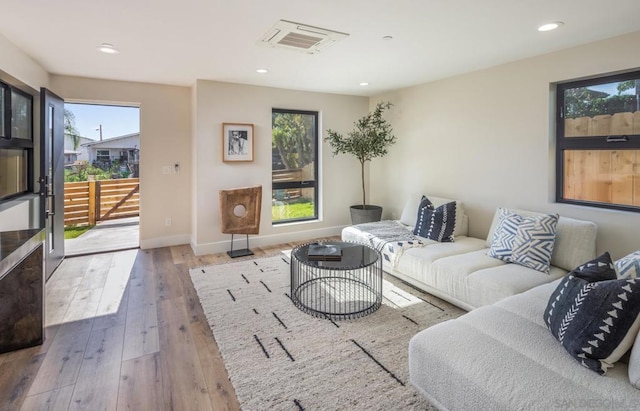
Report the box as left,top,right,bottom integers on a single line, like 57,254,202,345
227,233,254,258
219,185,262,258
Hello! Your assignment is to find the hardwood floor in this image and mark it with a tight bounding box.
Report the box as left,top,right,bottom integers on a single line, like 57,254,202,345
0,239,332,411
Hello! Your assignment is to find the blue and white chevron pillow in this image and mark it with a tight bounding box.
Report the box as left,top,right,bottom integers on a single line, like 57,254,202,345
544,252,640,374
488,209,558,273
615,251,640,279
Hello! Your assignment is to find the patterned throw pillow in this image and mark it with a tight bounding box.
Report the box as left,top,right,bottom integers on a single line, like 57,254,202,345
544,252,640,374
511,213,559,273
413,196,456,243
488,209,558,273
616,251,640,279
487,208,521,261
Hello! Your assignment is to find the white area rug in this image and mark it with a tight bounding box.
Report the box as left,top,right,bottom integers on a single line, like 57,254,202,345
189,255,464,410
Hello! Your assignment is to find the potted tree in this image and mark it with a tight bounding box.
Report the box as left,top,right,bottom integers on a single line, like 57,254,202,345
325,101,396,224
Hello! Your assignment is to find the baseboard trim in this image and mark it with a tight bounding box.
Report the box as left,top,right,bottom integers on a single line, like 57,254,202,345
140,234,191,250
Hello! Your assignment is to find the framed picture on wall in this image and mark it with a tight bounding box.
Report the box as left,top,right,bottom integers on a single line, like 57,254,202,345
222,123,254,162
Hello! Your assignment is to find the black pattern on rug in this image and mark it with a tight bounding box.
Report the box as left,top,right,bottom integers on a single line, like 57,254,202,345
190,255,464,410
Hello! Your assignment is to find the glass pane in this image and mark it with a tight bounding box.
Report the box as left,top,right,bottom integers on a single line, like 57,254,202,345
563,149,640,206
564,79,640,137
0,87,5,138
48,106,54,252
11,90,32,140
272,111,317,223
0,149,27,200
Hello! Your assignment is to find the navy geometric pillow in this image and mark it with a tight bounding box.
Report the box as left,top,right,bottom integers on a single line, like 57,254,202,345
544,252,640,374
413,197,456,243
487,208,522,261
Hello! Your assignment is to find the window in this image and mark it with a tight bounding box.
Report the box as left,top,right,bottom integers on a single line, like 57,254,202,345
0,81,33,201
556,71,640,212
96,149,110,161
271,109,318,223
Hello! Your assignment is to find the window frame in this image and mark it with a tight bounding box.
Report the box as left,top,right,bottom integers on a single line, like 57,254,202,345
96,149,111,162
271,108,319,224
555,70,640,213
0,80,33,201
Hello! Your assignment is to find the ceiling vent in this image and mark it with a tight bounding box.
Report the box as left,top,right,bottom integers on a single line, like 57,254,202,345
259,20,349,54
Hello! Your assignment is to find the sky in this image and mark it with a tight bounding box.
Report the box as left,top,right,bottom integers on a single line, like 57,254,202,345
65,103,140,141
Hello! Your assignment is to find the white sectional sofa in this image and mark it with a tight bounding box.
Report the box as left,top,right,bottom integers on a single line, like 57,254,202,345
342,196,597,311
343,195,640,409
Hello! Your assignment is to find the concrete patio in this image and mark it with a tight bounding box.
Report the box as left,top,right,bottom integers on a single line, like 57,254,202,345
65,217,139,256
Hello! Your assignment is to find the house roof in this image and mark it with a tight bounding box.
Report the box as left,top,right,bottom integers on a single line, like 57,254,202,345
81,133,140,147
1,1,639,96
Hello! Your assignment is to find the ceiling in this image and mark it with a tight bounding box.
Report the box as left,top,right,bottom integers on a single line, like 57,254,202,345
1,0,639,96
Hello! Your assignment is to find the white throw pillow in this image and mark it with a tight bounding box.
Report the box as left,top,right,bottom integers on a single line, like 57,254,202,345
616,251,640,279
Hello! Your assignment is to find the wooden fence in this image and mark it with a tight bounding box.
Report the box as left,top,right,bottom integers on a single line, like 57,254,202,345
272,169,303,200
565,111,640,137
64,178,140,226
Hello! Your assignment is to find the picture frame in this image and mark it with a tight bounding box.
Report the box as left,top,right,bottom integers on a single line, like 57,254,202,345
222,123,254,162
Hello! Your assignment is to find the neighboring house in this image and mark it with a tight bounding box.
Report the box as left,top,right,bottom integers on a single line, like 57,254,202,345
81,132,140,177
63,133,93,165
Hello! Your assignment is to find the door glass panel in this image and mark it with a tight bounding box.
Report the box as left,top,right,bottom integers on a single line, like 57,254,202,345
48,105,54,252
0,87,5,137
11,90,32,140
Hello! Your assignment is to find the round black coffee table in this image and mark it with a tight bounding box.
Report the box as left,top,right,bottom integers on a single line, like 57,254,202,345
290,241,382,320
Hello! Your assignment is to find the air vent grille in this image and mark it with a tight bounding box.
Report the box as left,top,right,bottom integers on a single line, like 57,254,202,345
259,20,349,54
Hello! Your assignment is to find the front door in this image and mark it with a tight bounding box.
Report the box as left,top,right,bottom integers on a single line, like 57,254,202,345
41,88,65,281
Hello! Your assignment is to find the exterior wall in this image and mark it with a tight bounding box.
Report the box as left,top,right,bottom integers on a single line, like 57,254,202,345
371,30,640,259
192,80,368,255
50,75,191,249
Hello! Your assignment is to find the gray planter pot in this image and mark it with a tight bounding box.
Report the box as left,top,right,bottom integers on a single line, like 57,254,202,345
350,205,383,225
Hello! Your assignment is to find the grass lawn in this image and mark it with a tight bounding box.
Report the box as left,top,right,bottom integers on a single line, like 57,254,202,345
64,225,93,239
272,202,314,221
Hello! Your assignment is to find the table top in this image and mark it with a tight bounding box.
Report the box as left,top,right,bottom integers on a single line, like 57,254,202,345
292,241,379,269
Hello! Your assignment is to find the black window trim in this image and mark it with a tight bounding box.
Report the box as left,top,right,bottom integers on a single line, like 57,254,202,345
555,69,640,213
0,80,34,201
271,108,319,224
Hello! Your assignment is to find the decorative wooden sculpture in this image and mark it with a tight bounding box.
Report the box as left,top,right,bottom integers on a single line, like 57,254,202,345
219,185,262,257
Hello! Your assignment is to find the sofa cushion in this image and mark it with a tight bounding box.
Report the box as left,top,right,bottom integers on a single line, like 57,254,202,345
544,252,640,374
616,251,640,279
400,194,467,237
486,208,597,272
413,197,456,242
409,281,640,410
629,328,640,389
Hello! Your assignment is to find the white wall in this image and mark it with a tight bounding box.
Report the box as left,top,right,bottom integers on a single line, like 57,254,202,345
50,75,192,249
371,30,640,259
0,34,49,90
192,80,368,255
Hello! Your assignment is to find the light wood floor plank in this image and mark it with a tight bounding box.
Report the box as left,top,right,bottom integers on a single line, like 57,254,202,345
157,297,213,411
96,250,138,317
122,303,159,361
20,385,74,411
68,325,125,411
77,254,113,291
0,352,46,410
27,319,93,396
117,353,164,411
62,288,103,323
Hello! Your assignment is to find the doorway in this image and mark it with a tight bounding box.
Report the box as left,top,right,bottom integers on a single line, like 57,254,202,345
62,103,140,256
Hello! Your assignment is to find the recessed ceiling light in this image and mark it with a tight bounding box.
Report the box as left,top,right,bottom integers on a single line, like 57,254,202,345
256,68,268,74
97,43,119,54
538,22,564,32
382,35,393,40
359,82,369,86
